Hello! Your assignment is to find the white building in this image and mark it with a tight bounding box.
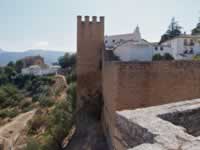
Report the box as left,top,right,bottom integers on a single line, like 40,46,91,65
105,26,200,61
105,26,154,61
154,35,200,60
22,65,61,76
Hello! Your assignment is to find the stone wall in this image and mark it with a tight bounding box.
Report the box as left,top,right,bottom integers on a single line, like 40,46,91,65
103,60,200,111
102,60,200,149
20,55,44,68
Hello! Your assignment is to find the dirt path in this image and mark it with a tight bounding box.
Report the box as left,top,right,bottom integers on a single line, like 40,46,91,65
0,110,36,150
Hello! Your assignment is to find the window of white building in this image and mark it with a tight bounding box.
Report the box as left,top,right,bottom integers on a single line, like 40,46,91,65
190,39,194,46
184,39,188,46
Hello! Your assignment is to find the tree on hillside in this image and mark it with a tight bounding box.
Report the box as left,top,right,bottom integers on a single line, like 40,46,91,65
58,53,76,69
7,61,15,68
160,17,182,43
192,17,200,35
15,60,24,73
4,66,16,81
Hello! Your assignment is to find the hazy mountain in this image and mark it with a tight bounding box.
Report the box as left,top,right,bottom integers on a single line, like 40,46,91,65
0,49,65,65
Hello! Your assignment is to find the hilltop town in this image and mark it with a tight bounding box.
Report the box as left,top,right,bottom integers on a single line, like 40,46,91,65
2,1,200,150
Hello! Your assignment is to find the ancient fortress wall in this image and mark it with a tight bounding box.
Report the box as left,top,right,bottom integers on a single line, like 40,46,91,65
103,60,200,111
102,60,200,149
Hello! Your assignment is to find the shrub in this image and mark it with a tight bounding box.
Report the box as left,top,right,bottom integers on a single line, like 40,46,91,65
0,84,24,108
152,54,162,60
39,96,54,108
66,70,76,84
152,53,174,61
28,114,47,135
25,138,41,150
0,74,8,85
0,109,10,118
0,108,19,118
20,100,31,109
32,95,40,102
7,109,19,118
45,100,74,149
163,53,174,60
193,55,200,61
67,82,76,111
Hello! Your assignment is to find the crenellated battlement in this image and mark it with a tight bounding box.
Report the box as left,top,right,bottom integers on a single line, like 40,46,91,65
77,16,104,24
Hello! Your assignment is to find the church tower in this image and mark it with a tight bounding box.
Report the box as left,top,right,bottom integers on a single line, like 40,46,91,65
133,25,142,41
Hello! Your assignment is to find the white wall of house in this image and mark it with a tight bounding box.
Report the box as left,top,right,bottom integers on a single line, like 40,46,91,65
105,26,142,50
22,65,60,76
153,46,174,56
153,35,200,60
114,41,153,61
105,26,200,61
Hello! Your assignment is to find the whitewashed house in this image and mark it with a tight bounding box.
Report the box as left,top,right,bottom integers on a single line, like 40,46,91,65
154,35,200,60
22,65,61,76
105,26,154,61
105,25,200,61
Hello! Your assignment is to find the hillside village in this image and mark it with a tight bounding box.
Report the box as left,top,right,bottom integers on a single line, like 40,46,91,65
2,1,200,150
0,15,200,150
105,18,200,61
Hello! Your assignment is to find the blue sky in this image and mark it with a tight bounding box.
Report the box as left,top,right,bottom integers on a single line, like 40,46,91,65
0,0,199,52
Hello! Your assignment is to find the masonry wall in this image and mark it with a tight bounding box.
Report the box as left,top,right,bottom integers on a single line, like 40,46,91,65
102,60,200,150
77,16,104,109
103,61,200,111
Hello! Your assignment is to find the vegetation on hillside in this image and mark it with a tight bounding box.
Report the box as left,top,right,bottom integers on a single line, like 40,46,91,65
0,52,76,149
26,82,76,150
24,52,77,150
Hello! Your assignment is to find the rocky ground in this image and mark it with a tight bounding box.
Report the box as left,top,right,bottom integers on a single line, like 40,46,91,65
0,110,36,150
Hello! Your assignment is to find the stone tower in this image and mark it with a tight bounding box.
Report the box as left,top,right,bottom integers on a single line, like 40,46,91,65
77,16,104,110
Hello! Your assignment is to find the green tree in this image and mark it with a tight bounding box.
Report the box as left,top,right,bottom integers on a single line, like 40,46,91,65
192,17,200,35
15,60,24,73
160,17,182,43
58,53,76,69
7,61,15,68
4,66,16,81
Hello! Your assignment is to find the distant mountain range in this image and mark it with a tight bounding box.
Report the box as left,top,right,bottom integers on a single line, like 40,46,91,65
0,49,66,65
